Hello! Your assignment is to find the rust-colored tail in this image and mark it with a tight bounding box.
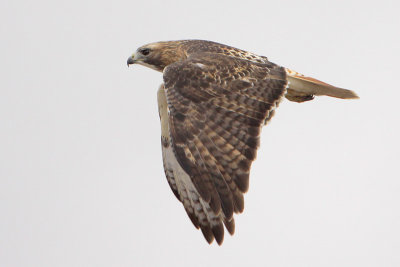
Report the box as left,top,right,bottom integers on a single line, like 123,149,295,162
285,68,359,103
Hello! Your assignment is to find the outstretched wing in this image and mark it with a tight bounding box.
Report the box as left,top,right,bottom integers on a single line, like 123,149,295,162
161,53,288,244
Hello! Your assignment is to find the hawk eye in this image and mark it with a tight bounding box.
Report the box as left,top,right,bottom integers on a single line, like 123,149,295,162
140,48,151,56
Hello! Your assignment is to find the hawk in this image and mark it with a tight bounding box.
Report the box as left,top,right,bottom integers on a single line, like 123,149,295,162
127,40,358,245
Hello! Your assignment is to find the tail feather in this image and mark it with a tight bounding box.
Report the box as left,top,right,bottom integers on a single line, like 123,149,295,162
285,68,359,102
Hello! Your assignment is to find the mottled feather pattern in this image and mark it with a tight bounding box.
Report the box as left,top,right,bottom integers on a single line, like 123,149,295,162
162,50,287,244
179,40,269,64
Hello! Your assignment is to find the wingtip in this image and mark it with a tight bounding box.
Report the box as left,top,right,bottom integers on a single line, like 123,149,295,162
201,226,215,244
212,224,224,245
223,217,235,235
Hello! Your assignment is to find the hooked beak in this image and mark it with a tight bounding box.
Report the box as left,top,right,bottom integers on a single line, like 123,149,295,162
127,54,135,67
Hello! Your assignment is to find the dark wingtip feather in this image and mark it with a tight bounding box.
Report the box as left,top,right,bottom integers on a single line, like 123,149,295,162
224,218,235,235
212,223,224,245
234,193,244,213
235,173,250,193
201,226,214,244
221,197,234,221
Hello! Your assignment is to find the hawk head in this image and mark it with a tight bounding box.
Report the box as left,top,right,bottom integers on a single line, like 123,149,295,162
127,41,185,72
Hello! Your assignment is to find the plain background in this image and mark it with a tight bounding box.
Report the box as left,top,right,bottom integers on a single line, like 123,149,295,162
1,0,399,266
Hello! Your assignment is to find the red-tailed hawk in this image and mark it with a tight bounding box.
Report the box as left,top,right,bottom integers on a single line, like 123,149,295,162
127,40,358,245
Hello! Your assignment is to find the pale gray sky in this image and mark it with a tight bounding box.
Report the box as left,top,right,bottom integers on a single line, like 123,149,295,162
1,0,399,266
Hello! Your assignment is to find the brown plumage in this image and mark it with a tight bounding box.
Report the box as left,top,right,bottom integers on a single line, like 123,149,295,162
128,40,358,245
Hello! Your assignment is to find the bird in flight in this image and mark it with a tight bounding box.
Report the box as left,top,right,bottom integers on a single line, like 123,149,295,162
127,40,358,245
